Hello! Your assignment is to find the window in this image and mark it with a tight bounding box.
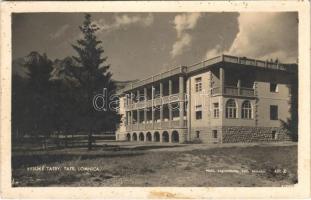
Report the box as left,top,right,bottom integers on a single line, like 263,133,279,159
196,111,202,119
213,103,219,118
213,130,218,138
196,131,200,138
225,99,237,118
241,101,252,119
270,83,278,92
270,105,278,120
195,105,202,120
195,77,202,92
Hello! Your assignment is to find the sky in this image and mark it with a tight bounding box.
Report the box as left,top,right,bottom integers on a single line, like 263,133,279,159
12,12,298,81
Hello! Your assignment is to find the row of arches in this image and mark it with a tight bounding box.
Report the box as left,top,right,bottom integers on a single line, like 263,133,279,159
126,131,180,143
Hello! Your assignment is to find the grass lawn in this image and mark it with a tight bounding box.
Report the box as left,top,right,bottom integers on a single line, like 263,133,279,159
12,142,297,187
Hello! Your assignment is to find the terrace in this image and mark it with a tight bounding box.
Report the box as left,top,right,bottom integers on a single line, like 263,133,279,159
120,54,295,94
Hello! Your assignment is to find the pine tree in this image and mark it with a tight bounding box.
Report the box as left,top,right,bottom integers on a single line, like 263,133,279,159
71,13,120,150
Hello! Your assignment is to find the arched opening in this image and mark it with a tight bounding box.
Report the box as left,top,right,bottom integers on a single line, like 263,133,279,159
162,131,169,143
154,132,160,142
146,132,152,142
139,132,145,141
241,100,252,119
171,131,179,143
126,133,131,141
225,99,237,118
132,132,137,141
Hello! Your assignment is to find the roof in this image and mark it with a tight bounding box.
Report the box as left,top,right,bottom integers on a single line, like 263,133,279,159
119,54,297,94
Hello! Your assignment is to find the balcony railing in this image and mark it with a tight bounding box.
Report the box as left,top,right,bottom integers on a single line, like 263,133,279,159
145,123,153,130
224,86,239,96
132,124,138,131
125,120,187,131
240,87,255,96
161,121,170,129
138,123,145,130
125,94,185,110
120,55,295,94
162,94,179,104
211,86,255,97
154,122,161,129
122,66,185,92
222,55,292,72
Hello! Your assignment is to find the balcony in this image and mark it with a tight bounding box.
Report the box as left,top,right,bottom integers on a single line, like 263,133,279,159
121,66,186,93
125,120,187,131
222,55,293,72
211,86,255,97
125,94,185,110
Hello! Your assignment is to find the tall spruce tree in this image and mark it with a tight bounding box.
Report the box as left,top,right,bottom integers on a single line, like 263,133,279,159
71,14,120,150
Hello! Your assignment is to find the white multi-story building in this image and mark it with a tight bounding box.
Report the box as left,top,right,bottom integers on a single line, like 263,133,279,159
116,55,297,143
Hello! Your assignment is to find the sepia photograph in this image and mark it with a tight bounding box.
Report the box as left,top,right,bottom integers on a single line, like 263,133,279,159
1,1,310,199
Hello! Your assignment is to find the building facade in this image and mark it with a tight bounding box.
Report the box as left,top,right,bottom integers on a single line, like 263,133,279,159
116,55,297,143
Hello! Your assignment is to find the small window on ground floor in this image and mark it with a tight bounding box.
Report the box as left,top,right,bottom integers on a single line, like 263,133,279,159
196,131,200,138
272,130,277,139
270,105,278,120
213,130,218,138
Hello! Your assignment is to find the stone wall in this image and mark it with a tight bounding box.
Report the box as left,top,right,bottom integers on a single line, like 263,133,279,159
119,126,293,144
189,127,222,144
221,126,292,143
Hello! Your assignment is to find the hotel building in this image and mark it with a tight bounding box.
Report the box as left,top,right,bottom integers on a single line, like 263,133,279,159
116,55,297,143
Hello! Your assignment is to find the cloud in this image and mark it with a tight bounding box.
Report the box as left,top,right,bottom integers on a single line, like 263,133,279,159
95,14,154,33
49,24,70,39
171,13,202,58
205,44,223,59
227,12,298,63
171,33,192,58
174,13,202,37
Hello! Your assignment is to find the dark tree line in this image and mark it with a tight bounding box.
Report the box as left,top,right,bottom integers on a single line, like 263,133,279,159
281,66,298,142
12,14,121,150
